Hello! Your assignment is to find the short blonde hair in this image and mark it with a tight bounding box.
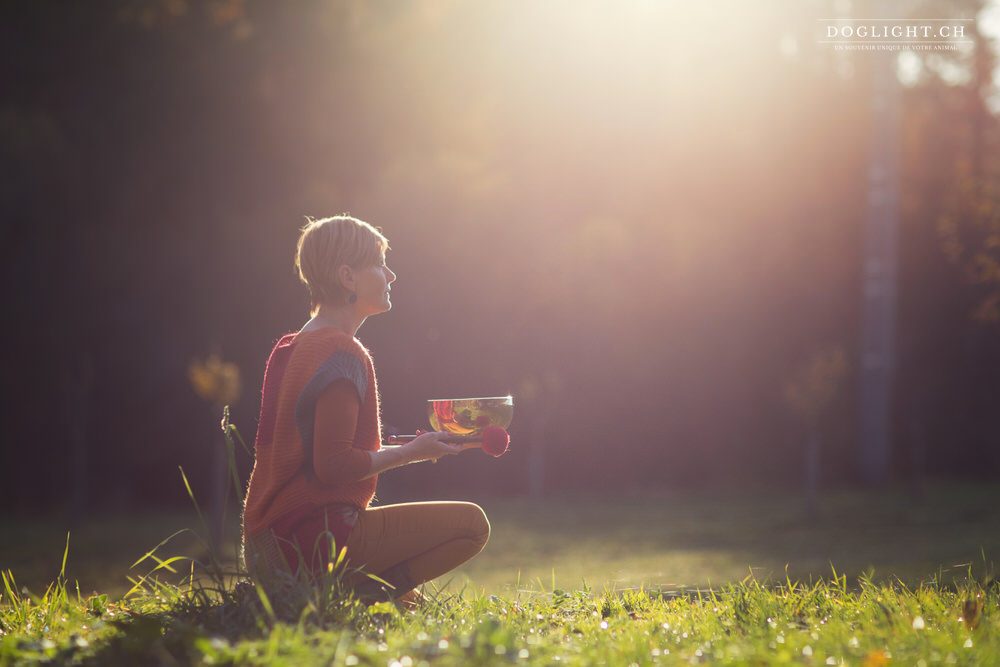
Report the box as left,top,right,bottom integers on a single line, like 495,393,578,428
294,215,390,314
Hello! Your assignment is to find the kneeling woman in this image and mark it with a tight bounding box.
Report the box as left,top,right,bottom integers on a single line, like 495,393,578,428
242,215,490,605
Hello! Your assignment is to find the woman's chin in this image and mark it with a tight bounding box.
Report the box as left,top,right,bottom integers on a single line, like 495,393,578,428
361,300,392,317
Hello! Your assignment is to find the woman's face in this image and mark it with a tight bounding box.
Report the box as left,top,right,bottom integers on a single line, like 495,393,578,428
354,252,396,315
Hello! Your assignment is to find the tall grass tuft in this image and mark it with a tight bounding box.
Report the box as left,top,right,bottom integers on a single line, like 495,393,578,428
118,411,386,639
0,410,396,664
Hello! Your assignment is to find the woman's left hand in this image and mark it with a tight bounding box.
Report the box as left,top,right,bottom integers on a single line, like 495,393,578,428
402,430,463,463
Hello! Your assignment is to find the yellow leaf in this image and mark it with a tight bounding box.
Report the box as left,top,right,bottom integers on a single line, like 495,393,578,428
862,650,889,667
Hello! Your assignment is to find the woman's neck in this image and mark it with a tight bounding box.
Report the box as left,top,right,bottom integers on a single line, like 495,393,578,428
303,305,366,338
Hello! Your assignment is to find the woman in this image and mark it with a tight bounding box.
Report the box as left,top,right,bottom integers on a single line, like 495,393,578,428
242,215,490,606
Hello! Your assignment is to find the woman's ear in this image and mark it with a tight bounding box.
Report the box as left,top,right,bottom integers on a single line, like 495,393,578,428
337,264,355,292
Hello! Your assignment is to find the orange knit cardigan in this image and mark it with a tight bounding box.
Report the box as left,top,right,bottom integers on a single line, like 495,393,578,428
242,327,382,552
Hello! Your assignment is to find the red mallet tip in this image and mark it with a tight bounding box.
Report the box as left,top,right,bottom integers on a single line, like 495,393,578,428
481,425,510,457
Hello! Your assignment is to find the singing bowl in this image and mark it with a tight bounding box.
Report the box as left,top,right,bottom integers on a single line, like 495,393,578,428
427,396,514,436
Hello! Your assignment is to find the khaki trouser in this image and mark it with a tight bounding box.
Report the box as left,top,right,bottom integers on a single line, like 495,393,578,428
344,501,490,601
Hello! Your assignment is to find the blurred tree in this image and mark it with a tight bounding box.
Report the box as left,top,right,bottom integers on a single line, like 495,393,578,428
938,179,1000,322
925,0,1000,324
3,0,999,513
784,346,848,517
898,0,1000,478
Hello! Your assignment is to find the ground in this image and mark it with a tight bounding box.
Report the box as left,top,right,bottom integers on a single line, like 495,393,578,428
1,483,998,665
2,482,997,598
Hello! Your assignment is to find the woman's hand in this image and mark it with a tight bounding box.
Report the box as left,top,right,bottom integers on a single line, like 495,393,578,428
402,430,463,463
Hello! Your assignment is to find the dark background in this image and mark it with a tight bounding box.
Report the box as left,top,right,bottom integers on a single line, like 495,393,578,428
2,0,998,516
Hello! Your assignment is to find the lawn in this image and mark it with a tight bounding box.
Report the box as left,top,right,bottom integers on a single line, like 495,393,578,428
1,482,998,665
3,482,999,598
458,482,1000,594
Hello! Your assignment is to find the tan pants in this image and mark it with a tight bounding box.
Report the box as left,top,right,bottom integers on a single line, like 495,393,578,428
343,501,490,601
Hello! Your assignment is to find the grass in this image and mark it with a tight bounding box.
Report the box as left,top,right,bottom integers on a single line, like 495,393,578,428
1,482,999,664
0,546,997,665
452,482,1000,595
4,482,999,600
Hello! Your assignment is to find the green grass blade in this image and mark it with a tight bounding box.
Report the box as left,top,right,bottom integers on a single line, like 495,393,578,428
130,528,190,569
179,466,208,535
254,581,276,621
221,405,247,506
60,533,70,579
146,555,188,576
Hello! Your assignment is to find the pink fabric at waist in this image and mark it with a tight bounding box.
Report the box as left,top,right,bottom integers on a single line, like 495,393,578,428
248,503,359,576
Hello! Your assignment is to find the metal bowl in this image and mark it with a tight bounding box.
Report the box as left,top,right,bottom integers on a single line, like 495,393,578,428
427,396,514,436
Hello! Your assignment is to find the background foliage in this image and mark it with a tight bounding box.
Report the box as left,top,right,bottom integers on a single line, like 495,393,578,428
1,0,999,514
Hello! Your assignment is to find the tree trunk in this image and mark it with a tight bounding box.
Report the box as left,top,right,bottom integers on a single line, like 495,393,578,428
804,422,821,519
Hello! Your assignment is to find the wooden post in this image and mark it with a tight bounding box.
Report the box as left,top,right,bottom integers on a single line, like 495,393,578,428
528,409,546,501
858,0,901,485
804,423,820,519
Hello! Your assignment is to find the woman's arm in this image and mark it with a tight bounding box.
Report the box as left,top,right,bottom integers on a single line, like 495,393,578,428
312,379,370,485
313,379,463,485
361,434,463,479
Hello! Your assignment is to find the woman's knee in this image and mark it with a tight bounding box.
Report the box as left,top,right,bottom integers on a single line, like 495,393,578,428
458,502,490,550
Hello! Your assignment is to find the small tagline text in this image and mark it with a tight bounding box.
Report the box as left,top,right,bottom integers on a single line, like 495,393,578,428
833,44,960,51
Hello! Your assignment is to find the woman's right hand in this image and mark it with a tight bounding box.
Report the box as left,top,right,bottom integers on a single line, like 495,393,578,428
402,430,463,463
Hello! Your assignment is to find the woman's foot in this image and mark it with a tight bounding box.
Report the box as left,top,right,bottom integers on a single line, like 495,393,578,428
395,588,426,612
